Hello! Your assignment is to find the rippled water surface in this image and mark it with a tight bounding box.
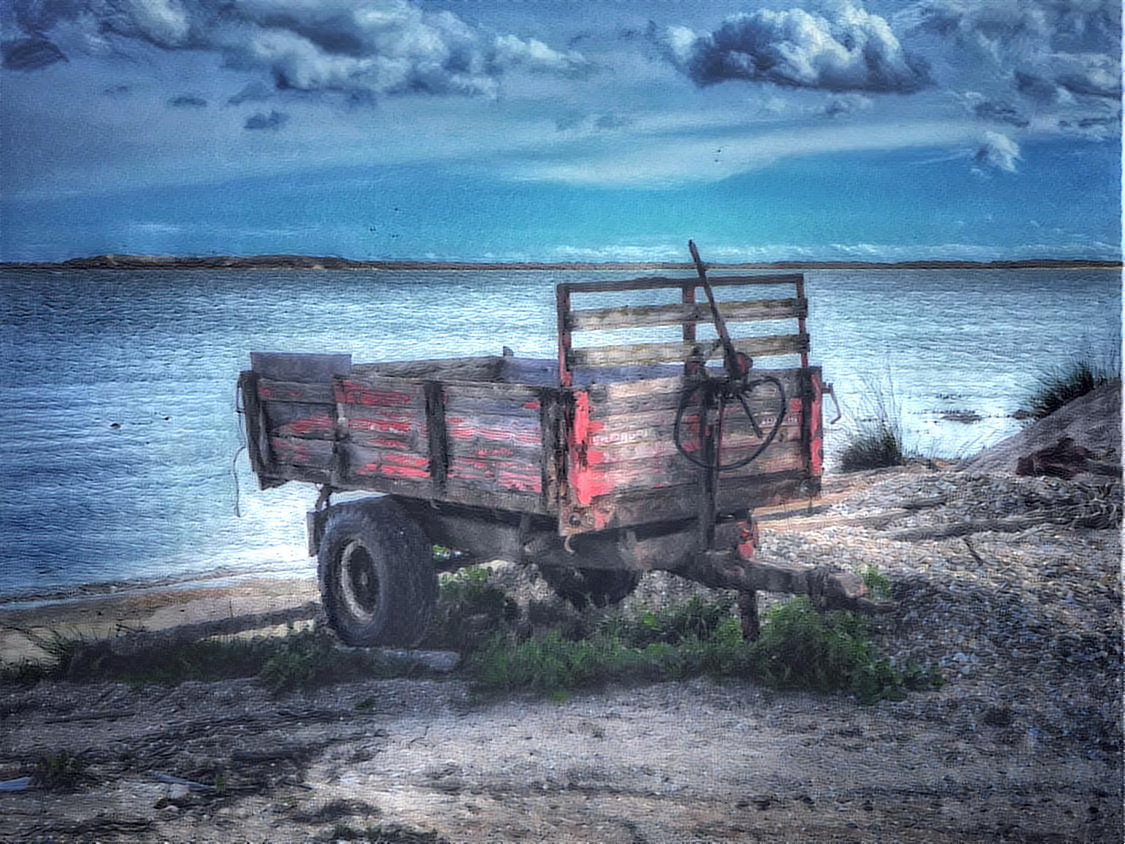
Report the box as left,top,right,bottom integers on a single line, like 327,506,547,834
0,267,1118,597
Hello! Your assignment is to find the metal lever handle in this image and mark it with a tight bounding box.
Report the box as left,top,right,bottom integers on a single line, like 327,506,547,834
688,240,749,381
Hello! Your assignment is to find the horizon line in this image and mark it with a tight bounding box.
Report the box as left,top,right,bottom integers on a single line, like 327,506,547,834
1,253,1121,271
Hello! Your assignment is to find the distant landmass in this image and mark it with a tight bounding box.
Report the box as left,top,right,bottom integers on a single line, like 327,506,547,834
2,254,1121,271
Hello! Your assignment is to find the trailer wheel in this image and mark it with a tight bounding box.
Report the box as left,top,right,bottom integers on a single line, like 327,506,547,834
317,498,437,647
538,566,640,610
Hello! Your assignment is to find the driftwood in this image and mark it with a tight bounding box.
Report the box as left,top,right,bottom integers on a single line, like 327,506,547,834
1016,437,1121,480
892,510,1119,541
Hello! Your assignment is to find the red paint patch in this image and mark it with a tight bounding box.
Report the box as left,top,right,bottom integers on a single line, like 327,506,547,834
287,416,335,437
336,382,415,406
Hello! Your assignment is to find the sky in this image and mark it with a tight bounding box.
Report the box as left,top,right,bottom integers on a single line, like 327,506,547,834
1,0,1121,263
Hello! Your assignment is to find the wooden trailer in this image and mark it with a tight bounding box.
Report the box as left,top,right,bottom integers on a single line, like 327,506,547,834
237,245,874,646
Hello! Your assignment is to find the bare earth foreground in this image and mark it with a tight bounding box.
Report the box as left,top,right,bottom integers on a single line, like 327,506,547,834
1,386,1121,843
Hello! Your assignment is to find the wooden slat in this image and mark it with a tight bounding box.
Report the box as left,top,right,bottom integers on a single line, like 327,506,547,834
558,273,803,295
264,401,338,438
587,382,804,423
441,481,548,514
448,436,543,463
334,377,425,408
344,416,427,451
569,334,809,368
570,441,807,500
342,443,431,482
446,415,541,446
584,423,805,466
258,379,335,404
269,436,335,469
568,298,806,332
560,470,817,535
588,367,811,402
443,394,542,419
447,456,543,494
271,415,337,440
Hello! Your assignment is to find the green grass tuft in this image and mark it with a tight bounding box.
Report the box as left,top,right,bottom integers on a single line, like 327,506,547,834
471,595,940,704
837,377,910,472
1020,356,1120,421
1,578,940,707
423,565,520,651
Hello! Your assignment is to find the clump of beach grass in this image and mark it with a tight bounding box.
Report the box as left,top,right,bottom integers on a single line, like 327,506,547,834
837,376,911,472
1019,352,1121,422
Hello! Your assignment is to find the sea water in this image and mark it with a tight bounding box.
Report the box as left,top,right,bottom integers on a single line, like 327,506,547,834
0,267,1118,599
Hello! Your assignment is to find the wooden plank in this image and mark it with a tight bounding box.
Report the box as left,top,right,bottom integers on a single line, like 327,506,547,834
334,377,425,408
269,436,335,469
443,381,543,402
271,414,337,440
447,436,543,463
558,273,803,295
588,367,812,402
440,481,549,515
447,456,543,494
568,298,806,332
445,414,542,447
586,421,806,464
354,357,503,382
443,394,542,419
569,334,809,369
587,382,805,422
258,379,335,404
341,443,431,482
572,440,807,498
344,415,427,451
559,470,817,535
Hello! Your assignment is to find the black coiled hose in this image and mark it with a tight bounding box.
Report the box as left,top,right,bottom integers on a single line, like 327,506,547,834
673,373,787,472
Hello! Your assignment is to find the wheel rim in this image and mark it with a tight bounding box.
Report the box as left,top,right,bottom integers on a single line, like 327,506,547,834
339,539,379,623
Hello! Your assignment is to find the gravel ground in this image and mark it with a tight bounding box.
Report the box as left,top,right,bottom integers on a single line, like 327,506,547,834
1,462,1121,843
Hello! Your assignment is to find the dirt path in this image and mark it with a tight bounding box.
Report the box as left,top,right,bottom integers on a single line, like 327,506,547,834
2,675,1117,843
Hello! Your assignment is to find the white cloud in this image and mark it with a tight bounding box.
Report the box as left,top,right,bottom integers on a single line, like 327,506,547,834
3,0,589,101
662,4,930,93
975,130,1021,172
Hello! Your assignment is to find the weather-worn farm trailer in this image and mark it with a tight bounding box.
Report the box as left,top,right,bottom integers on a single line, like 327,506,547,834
237,243,874,646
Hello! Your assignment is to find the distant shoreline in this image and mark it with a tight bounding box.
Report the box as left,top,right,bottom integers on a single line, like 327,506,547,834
1,254,1121,271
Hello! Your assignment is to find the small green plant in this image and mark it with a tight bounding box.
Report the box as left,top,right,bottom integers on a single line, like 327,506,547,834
747,598,941,703
1020,355,1120,421
33,750,89,790
424,565,519,651
860,565,892,602
259,628,398,695
472,595,941,704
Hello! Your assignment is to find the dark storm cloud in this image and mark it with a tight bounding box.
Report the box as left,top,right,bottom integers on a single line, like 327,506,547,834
973,101,1029,128
910,0,1121,105
2,37,67,71
2,0,589,99
244,109,288,130
662,4,930,93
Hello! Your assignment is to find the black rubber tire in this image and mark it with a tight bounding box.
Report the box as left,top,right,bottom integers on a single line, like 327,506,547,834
317,498,437,647
538,566,641,610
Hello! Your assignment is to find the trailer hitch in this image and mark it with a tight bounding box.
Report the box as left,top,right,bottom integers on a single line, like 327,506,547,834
673,241,788,472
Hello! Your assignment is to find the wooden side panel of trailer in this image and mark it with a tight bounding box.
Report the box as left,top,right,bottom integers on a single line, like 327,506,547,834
333,362,559,515
560,367,823,535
